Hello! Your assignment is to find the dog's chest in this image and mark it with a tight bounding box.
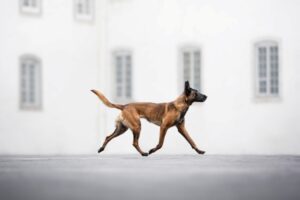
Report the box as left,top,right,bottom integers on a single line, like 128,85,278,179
175,108,188,125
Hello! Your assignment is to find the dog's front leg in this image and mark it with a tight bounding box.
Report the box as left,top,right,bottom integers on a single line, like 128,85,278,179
148,125,169,155
176,121,205,154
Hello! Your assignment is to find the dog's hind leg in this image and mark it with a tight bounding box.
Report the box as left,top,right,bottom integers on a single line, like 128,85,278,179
98,122,128,153
120,109,148,156
129,119,148,156
131,125,148,157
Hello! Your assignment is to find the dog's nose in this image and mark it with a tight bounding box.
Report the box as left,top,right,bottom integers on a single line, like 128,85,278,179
203,95,207,100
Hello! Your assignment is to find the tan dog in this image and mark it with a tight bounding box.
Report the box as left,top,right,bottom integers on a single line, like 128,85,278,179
91,81,207,156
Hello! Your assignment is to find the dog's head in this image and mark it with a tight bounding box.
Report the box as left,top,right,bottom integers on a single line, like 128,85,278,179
184,81,207,104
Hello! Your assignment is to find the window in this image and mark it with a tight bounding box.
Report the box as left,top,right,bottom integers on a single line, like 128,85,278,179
20,0,41,15
255,41,279,97
74,0,94,21
20,55,42,109
180,47,201,91
113,51,132,100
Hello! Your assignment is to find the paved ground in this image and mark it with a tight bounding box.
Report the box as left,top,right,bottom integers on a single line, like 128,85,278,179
0,155,300,200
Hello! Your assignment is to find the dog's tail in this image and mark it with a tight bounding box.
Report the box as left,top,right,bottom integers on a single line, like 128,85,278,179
91,89,125,110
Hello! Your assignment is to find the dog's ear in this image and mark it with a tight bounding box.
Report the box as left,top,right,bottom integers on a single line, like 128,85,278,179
184,81,191,96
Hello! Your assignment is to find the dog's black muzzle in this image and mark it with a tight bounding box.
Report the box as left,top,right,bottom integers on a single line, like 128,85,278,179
196,93,207,102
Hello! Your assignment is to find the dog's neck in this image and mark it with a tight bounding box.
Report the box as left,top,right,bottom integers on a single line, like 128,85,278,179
173,95,190,112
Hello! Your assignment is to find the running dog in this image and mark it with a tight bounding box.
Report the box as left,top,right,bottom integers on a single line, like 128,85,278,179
91,81,207,156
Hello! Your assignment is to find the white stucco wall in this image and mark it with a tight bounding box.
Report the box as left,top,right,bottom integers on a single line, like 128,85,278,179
0,0,103,154
102,0,300,154
0,0,299,155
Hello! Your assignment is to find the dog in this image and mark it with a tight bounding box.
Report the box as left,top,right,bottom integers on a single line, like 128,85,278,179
91,81,207,156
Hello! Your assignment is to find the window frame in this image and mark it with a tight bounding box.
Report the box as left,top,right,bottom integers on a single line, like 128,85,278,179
112,50,133,102
19,55,42,110
74,0,94,22
178,46,202,92
254,40,281,100
19,0,42,15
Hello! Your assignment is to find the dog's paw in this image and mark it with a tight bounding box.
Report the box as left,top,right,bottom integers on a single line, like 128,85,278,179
141,152,149,157
98,147,104,153
195,149,205,154
148,148,156,154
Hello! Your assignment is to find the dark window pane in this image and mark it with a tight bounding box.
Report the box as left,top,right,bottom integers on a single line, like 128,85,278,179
270,46,279,94
125,55,132,98
183,52,191,82
116,56,123,97
194,51,201,90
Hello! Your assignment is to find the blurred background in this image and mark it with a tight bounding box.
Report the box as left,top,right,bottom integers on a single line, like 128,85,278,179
0,0,299,155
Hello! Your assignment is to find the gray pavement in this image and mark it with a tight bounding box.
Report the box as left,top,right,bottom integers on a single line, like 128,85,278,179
0,155,300,200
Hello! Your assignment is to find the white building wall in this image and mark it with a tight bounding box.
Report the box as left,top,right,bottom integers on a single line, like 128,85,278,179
0,0,102,154
103,0,300,154
0,0,299,155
